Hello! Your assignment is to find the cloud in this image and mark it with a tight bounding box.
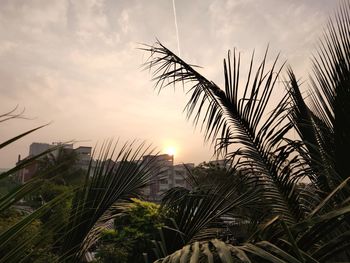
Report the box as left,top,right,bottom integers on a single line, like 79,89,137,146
0,0,340,167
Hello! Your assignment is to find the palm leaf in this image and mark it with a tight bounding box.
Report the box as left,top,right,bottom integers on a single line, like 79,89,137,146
57,141,159,262
286,68,333,195
154,239,251,263
310,0,350,188
143,42,306,225
161,173,259,245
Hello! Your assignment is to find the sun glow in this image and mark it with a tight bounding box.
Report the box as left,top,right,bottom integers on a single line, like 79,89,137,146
165,146,176,156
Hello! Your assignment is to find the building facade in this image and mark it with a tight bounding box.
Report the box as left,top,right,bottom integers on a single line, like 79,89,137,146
142,154,194,202
16,144,194,202
16,142,92,183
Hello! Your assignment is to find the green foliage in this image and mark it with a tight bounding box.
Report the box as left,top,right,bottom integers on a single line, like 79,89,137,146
2,1,350,262
0,141,157,262
95,242,129,263
154,239,248,263
37,147,85,186
144,1,350,262
96,198,164,263
189,163,264,242
191,162,231,186
0,209,42,259
38,182,73,254
116,198,164,231
28,249,59,263
190,163,250,194
0,176,19,197
53,142,157,262
39,181,71,203
0,108,57,261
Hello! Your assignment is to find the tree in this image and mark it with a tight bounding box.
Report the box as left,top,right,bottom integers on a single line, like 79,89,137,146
54,143,159,262
0,140,160,263
143,1,350,262
0,209,40,258
0,176,19,197
96,198,164,263
37,147,85,186
0,108,55,262
0,208,58,262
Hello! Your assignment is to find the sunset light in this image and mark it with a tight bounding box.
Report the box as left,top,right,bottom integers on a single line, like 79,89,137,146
1,1,348,261
165,146,176,156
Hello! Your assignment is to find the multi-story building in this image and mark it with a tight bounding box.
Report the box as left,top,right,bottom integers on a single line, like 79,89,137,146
75,146,93,170
16,144,194,202
16,142,92,183
29,142,51,156
16,155,40,183
142,154,194,202
173,163,194,187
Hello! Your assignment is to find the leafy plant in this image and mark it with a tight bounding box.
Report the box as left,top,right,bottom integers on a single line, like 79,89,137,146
0,112,160,262
143,1,350,262
96,198,164,263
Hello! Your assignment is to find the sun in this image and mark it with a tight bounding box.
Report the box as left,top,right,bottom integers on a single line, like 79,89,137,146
165,146,176,156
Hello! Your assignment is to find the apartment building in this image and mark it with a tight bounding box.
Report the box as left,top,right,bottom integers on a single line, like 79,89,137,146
142,154,194,202
16,142,92,183
16,144,194,202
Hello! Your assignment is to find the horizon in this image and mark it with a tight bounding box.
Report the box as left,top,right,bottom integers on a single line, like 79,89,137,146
1,0,338,168
3,140,199,170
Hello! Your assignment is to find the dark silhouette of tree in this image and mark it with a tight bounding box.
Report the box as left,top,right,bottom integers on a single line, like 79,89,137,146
145,1,350,262
37,147,83,186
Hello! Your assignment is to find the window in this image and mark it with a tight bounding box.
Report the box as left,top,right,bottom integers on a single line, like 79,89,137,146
160,179,168,184
175,170,184,175
175,179,184,185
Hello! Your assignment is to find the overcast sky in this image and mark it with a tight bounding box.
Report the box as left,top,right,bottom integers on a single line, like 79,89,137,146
0,0,339,168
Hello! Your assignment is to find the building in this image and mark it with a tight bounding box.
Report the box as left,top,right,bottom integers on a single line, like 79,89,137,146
16,142,93,183
75,146,93,170
29,142,51,156
208,159,230,169
174,163,194,187
142,154,194,202
16,155,40,183
16,144,195,202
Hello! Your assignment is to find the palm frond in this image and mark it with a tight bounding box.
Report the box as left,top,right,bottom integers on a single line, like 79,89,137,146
286,68,333,194
161,175,259,245
144,42,306,225
57,141,158,262
154,239,251,263
310,0,350,187
0,188,74,263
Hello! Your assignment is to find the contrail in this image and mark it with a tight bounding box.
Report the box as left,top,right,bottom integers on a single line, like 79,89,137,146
172,0,181,56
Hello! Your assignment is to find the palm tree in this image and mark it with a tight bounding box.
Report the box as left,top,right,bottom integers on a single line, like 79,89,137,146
0,105,165,263
0,141,160,262
37,146,82,185
0,107,51,212
143,1,350,262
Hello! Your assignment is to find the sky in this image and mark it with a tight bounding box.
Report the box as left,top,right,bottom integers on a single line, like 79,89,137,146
0,0,339,168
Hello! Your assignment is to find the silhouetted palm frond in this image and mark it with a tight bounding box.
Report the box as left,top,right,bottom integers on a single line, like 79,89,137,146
144,42,306,226
310,1,350,193
0,141,159,262
161,173,259,245
286,1,350,207
145,1,350,262
57,141,158,262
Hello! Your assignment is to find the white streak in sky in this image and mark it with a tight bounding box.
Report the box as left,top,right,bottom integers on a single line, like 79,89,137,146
172,0,181,56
